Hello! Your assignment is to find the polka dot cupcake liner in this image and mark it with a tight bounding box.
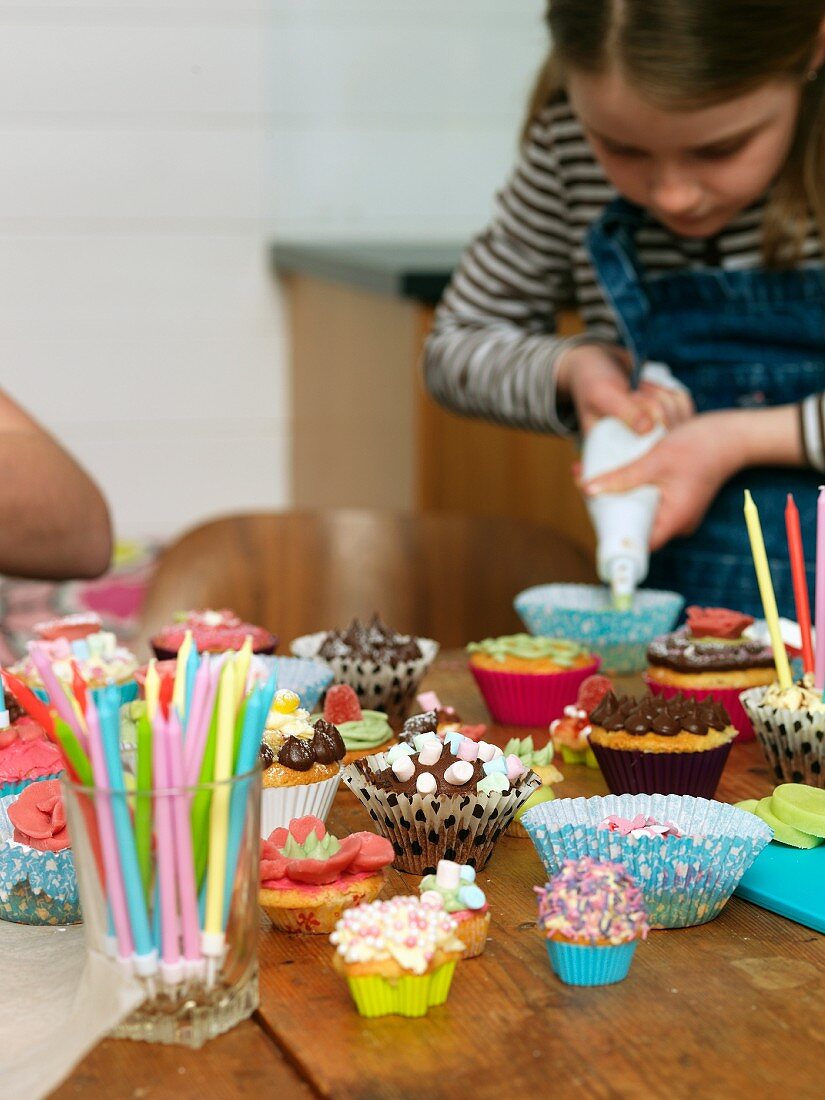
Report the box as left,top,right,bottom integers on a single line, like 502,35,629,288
291,633,439,722
522,792,771,929
342,752,541,875
740,685,825,787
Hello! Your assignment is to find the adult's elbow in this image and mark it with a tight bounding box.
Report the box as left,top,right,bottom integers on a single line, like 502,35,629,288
72,494,114,578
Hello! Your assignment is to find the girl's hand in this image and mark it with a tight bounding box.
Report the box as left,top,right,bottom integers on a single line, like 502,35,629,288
556,343,694,434
579,411,745,550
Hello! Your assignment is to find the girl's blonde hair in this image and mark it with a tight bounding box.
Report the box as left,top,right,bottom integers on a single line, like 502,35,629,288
525,1,825,265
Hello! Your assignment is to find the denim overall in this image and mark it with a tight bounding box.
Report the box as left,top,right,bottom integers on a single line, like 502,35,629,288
587,197,825,618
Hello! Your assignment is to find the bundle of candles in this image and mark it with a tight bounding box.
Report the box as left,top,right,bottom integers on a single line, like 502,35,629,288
744,489,819,691
2,632,275,994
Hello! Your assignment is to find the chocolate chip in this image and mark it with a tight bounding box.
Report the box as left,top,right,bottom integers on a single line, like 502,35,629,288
259,742,274,768
277,736,313,771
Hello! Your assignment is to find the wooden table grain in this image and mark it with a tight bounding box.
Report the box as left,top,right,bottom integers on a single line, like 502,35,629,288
53,654,824,1100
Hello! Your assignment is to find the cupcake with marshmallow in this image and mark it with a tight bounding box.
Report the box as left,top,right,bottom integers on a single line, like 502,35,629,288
343,729,540,875
419,858,490,958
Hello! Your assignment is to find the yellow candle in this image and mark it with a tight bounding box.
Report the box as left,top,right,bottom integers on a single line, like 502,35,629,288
144,658,160,722
744,490,792,689
204,660,236,939
173,629,193,717
233,635,253,710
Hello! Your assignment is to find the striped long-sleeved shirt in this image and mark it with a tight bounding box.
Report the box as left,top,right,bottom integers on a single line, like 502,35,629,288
424,97,825,468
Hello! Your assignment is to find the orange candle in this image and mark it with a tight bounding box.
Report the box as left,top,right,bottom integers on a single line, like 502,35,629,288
785,493,815,674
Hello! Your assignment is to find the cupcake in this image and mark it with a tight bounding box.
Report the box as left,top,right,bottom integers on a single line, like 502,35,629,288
330,893,464,1018
311,683,393,762
502,735,564,838
522,792,772,928
419,859,490,958
259,815,394,934
535,857,648,986
466,634,600,727
399,705,487,748
343,731,540,874
0,715,63,800
548,674,613,768
645,606,774,743
291,614,439,722
10,632,139,706
259,689,346,838
35,612,103,642
0,779,80,925
587,690,736,798
740,675,825,786
150,608,278,660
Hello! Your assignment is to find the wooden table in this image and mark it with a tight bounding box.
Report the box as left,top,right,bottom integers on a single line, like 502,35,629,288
52,655,825,1100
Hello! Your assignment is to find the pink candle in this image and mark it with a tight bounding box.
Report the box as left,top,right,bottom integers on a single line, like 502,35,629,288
185,655,226,786
816,488,825,690
165,709,202,975
153,711,182,979
28,643,85,742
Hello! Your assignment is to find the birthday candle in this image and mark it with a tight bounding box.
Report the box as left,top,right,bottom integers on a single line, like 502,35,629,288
144,658,160,723
221,685,266,927
233,636,253,709
184,644,199,729
785,493,815,675
744,490,792,690
2,669,56,739
816,487,825,691
173,630,193,718
165,708,203,979
135,712,154,896
153,710,183,987
28,643,85,741
185,655,226,787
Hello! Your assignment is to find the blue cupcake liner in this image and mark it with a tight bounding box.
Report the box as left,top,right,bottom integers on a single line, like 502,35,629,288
514,584,683,674
34,679,139,707
546,939,637,986
0,770,63,801
523,792,772,929
0,791,80,924
254,655,334,714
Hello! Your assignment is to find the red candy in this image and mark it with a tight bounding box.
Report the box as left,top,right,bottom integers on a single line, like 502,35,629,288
686,606,753,640
323,683,363,725
577,674,613,713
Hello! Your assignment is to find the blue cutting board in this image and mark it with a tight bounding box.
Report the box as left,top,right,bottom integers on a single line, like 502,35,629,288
734,842,825,934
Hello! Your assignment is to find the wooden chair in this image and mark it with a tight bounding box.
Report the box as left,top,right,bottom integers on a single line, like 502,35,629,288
137,509,596,653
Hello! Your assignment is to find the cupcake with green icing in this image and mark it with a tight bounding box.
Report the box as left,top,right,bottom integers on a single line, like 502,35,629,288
419,859,490,958
502,735,564,838
467,634,600,727
312,684,393,761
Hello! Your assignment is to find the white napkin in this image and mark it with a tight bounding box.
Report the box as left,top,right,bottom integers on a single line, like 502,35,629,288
0,922,144,1100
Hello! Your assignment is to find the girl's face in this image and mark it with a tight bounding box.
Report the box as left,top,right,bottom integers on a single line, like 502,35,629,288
567,67,804,238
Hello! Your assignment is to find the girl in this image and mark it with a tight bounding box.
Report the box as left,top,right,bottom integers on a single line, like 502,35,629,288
423,1,825,617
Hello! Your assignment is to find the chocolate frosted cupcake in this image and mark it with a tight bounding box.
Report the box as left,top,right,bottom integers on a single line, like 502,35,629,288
588,691,736,798
292,615,438,721
645,607,774,743
343,731,540,874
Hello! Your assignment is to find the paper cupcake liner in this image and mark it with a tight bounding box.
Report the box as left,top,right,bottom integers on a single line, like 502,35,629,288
644,675,755,743
589,739,732,799
469,659,601,727
254,656,334,715
506,818,531,839
740,686,825,786
344,960,457,1018
0,771,63,801
343,752,541,875
0,795,80,925
454,910,490,958
290,633,439,722
546,940,637,986
522,792,771,928
259,770,342,839
261,880,384,935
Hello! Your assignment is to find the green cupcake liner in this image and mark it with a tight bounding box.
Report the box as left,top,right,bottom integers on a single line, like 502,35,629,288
345,960,457,1018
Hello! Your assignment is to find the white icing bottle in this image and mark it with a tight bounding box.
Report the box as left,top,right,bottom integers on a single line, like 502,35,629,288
580,362,688,609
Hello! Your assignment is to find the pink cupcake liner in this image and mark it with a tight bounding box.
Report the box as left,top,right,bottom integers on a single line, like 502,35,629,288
643,675,755,743
589,740,733,799
469,659,600,727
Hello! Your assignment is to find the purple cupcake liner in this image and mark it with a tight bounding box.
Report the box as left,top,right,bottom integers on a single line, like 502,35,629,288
589,741,732,798
469,659,600,727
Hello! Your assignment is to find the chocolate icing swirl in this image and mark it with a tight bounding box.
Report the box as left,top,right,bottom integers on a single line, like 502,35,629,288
318,613,422,664
265,719,346,771
589,691,730,737
647,627,772,673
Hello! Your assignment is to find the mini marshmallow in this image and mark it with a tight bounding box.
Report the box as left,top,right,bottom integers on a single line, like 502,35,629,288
476,741,497,762
443,760,474,786
416,771,437,795
392,756,415,782
505,754,528,782
489,745,504,759
482,756,508,777
477,772,510,794
457,884,486,910
435,859,461,890
412,731,440,752
387,742,416,764
459,865,476,884
456,739,479,762
444,732,466,755
418,741,443,766
416,691,441,711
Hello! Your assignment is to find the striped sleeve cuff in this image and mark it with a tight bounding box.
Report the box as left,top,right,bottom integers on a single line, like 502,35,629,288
799,394,825,471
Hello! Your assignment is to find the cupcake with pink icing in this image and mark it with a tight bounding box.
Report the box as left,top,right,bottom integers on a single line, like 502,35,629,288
0,695,62,798
419,859,490,958
535,857,648,986
150,608,278,660
9,632,139,705
330,893,465,1018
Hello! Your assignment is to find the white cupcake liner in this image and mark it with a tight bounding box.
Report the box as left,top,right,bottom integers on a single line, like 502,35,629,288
290,632,439,721
259,769,342,839
343,750,541,875
740,685,825,787
522,792,771,929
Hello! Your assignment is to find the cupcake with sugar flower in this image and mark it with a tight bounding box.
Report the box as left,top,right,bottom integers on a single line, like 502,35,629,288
10,632,139,706
330,893,465,1018
502,734,565,838
151,607,278,660
0,695,62,800
419,858,490,958
535,857,648,986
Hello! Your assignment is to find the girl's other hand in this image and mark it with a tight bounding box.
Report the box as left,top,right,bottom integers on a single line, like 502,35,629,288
637,378,695,430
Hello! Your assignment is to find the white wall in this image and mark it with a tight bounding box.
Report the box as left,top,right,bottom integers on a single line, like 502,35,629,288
0,1,546,542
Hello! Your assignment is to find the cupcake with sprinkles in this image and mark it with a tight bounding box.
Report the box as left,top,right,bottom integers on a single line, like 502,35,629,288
330,893,465,1018
535,857,648,986
419,858,491,958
